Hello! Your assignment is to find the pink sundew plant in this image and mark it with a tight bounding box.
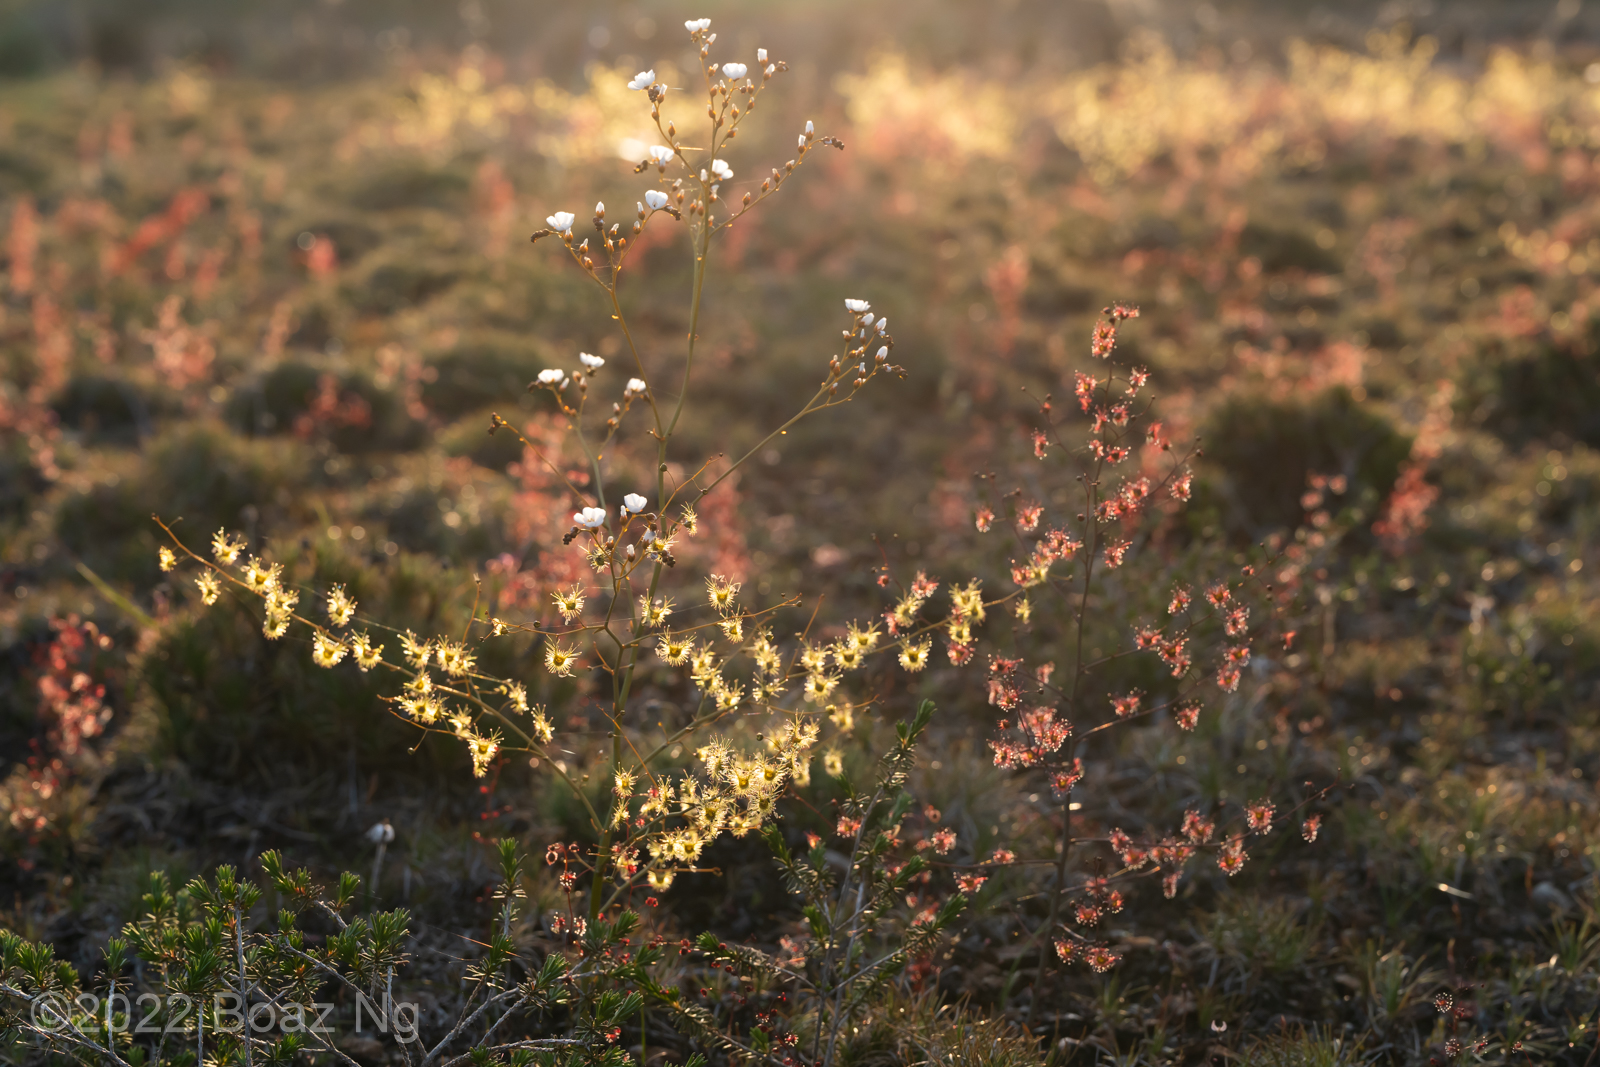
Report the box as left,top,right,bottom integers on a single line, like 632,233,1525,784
926,303,1337,1002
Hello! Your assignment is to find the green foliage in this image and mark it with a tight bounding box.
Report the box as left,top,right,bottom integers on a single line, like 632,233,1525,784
1199,387,1410,538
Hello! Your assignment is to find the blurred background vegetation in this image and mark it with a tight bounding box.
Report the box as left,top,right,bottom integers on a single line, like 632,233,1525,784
4,0,1600,1063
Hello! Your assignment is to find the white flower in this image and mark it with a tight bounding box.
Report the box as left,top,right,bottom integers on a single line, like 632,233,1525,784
627,69,655,90
625,377,648,397
862,312,874,326
644,189,670,210
622,493,648,515
546,211,575,234
366,820,395,844
805,120,814,135
537,368,564,385
757,48,767,62
648,145,674,164
574,506,608,529
721,62,747,80
579,352,605,370
685,17,711,32
710,158,733,180
844,298,871,313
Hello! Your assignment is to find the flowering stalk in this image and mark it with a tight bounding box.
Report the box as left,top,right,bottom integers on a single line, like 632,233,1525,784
156,19,908,954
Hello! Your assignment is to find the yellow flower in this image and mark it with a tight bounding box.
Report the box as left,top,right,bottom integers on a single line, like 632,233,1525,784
697,739,733,777
531,706,554,744
847,622,880,652
823,749,845,777
833,643,862,670
400,630,431,668
614,769,637,796
647,868,676,890
436,639,476,677
1014,595,1032,623
263,613,290,640
689,647,719,685
351,632,384,671
637,595,674,628
678,505,698,535
399,694,442,725
551,583,586,622
705,574,741,615
211,528,246,566
950,579,986,623
657,630,695,665
545,641,579,677
326,584,356,627
158,546,177,572
718,615,745,643
468,733,500,777
244,557,282,594
643,530,678,561
798,642,828,673
195,571,221,606
898,639,931,672
713,680,744,711
828,704,855,731
311,632,347,668
266,587,299,617
753,642,782,676
502,682,529,712
802,672,839,703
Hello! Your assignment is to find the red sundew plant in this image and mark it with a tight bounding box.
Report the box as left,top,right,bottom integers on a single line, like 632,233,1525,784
895,303,1343,1001
0,615,116,860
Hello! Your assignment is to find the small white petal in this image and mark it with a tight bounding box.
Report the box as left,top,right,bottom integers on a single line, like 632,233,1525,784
580,352,605,369
844,298,871,313
648,145,674,164
627,69,656,91
546,211,576,234
644,189,670,210
721,62,747,80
